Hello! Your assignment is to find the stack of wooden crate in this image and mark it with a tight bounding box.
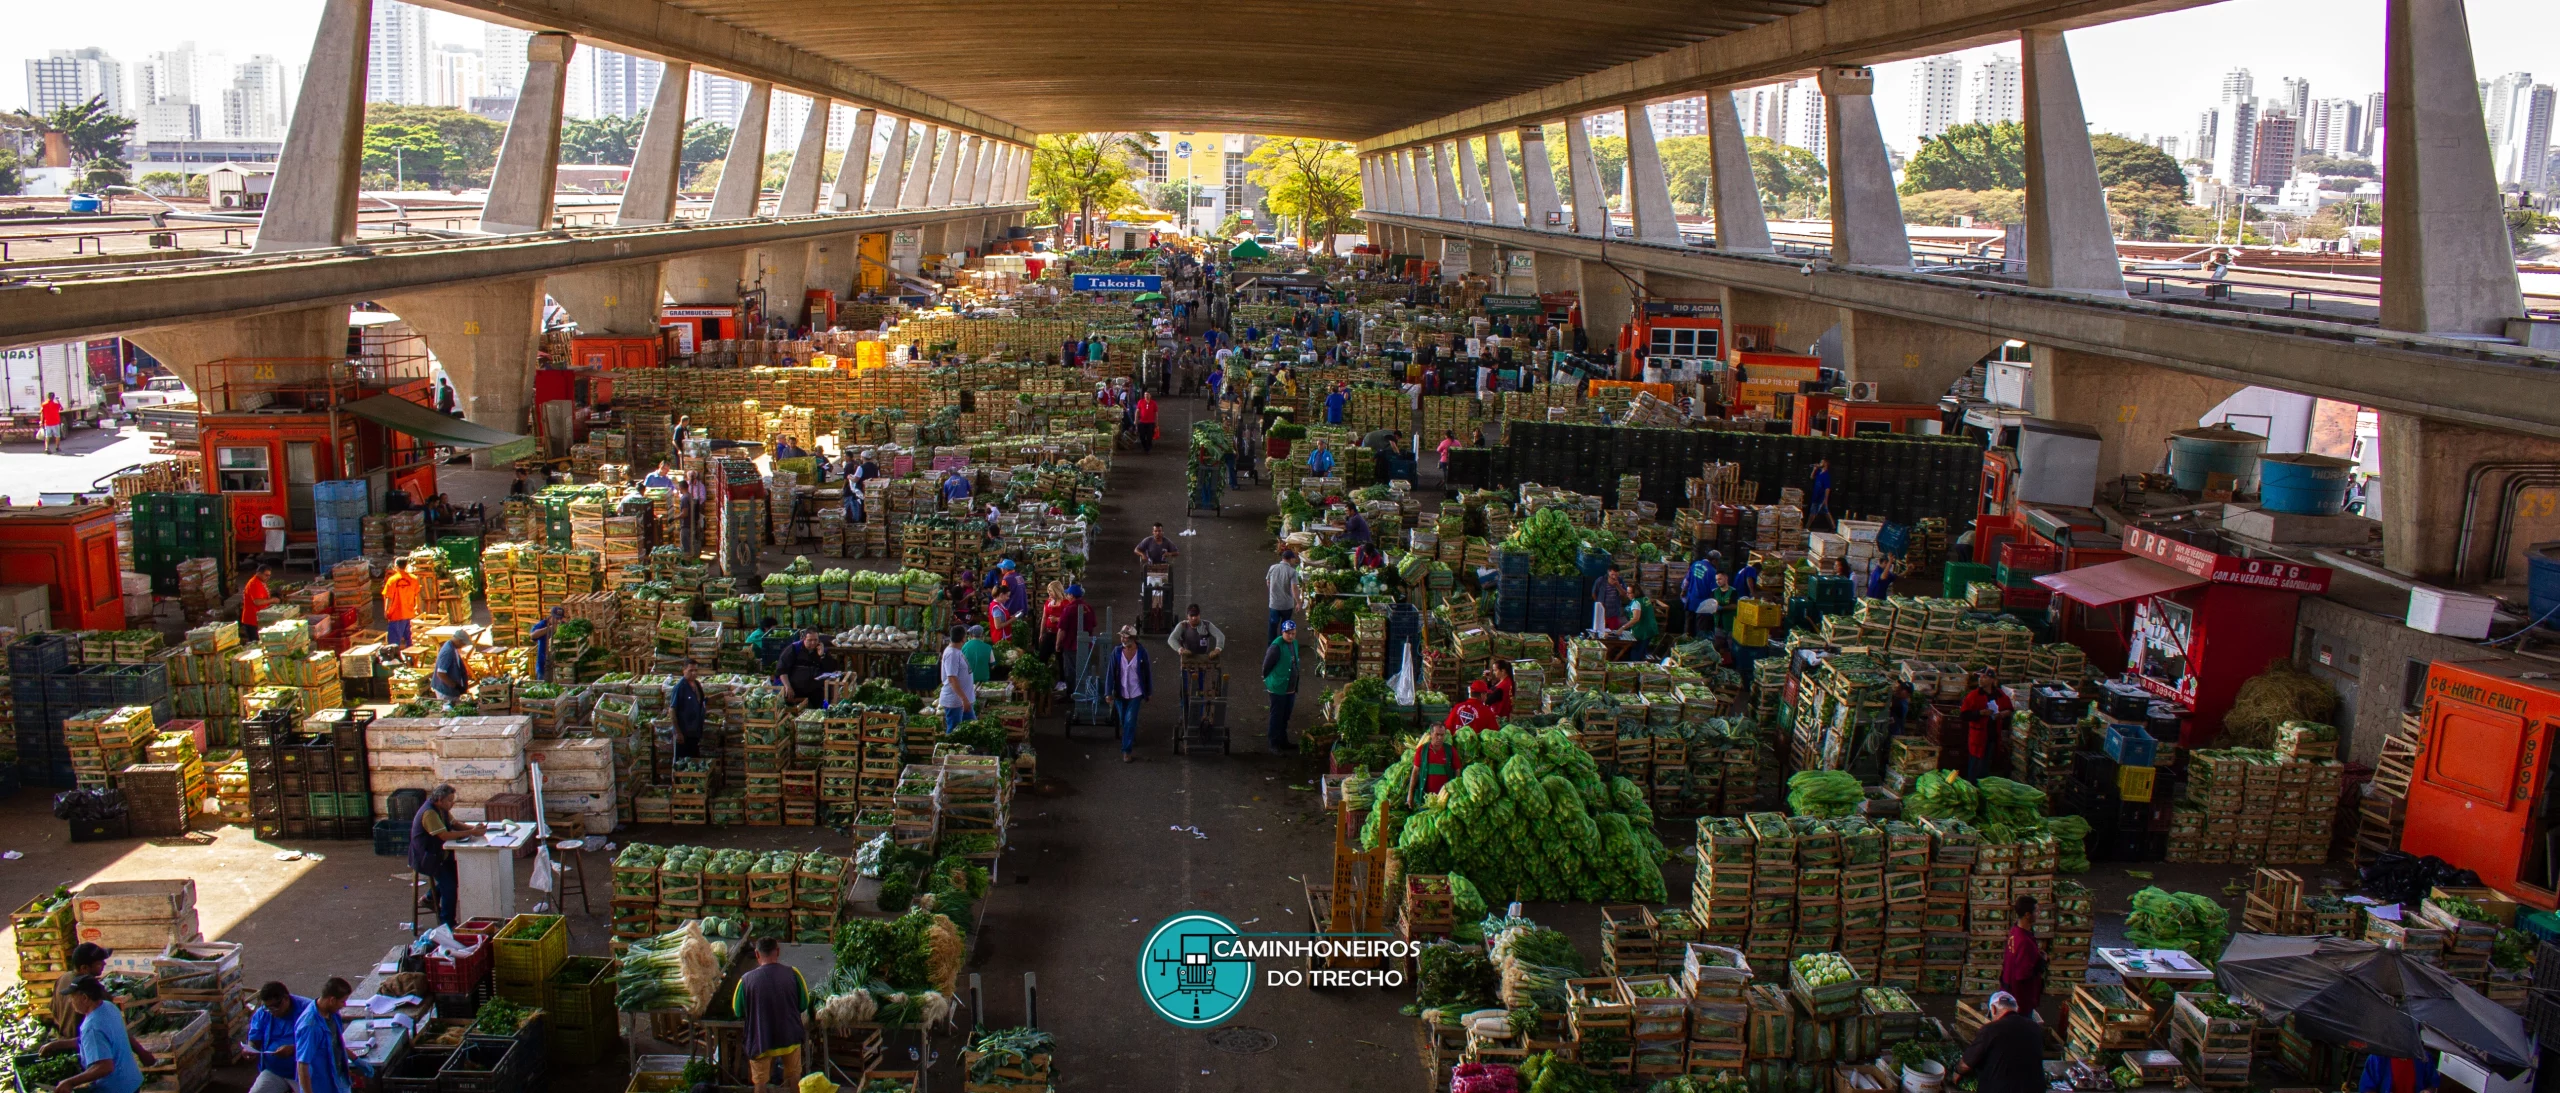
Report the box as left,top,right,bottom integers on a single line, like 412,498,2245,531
2169,992,2255,1089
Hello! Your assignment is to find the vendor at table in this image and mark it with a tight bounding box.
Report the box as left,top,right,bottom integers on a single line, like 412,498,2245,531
1405,723,1467,808
40,977,153,1093
1336,510,1373,550
294,977,353,1093
774,629,835,706
246,981,310,1093
408,786,485,927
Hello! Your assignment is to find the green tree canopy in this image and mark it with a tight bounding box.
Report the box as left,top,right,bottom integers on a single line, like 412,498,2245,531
682,120,733,187
561,114,647,166
0,147,28,196
1153,177,1204,215
1245,137,1362,250
2090,133,2187,190
43,96,135,165
1029,132,1153,246
363,105,503,186
1747,137,1828,218
1899,188,2025,228
1899,122,2024,194
361,121,459,188
2297,153,2376,179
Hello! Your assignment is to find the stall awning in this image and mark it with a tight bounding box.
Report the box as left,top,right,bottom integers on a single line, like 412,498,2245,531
2034,557,2209,607
343,394,536,465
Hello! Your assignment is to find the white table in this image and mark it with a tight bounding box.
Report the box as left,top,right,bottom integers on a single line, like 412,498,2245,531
446,822,535,925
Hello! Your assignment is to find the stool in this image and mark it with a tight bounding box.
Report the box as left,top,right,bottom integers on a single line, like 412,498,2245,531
553,838,592,914
409,869,438,934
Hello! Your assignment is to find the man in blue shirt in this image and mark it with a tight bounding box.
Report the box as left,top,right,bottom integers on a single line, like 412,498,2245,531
529,606,566,679
642,461,675,489
1323,385,1347,425
1306,440,1336,478
1808,459,1834,526
430,629,473,701
294,977,355,1093
1682,554,1721,628
41,976,150,1093
941,470,973,506
246,982,311,1093
1733,559,1761,597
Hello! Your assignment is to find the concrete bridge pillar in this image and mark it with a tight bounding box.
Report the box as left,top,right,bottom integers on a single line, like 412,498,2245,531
2032,349,2244,483
1817,66,1911,271
1398,150,1424,217
899,125,940,209
2020,30,2124,295
1564,117,1608,238
126,309,349,411
831,109,877,213
1577,261,1641,362
973,140,1000,204
380,280,545,465
1483,132,1523,228
949,136,982,205
776,94,832,216
479,33,573,236
926,132,964,207
1467,240,1501,284
2373,0,2545,578
1520,126,1564,232
1456,138,1491,223
872,118,914,211
253,0,370,253
1840,311,2001,405
1412,146,1443,219
617,62,690,225
1721,288,1842,356
1532,251,1577,295
547,264,665,335
1707,91,1773,253
1622,105,1682,246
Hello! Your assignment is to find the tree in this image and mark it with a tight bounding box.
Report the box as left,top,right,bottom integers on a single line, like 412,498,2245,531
1656,135,1716,213
0,147,22,196
80,157,127,189
1899,122,2024,194
1899,189,2025,227
1153,177,1204,216
1029,132,1153,247
363,105,504,186
43,97,134,165
136,171,187,197
361,121,458,188
2108,185,2208,241
561,114,647,166
2297,153,2375,179
2508,207,2554,251
2090,133,2187,190
1746,137,1828,219
682,120,733,189
1245,137,1361,250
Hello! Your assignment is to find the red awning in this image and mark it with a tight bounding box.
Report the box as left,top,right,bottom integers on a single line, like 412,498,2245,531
2033,557,2209,607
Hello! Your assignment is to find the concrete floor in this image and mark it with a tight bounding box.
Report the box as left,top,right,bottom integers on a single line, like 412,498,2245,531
0,401,2357,1092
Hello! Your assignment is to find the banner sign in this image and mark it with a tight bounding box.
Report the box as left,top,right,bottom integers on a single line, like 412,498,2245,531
1073,273,1164,293
1482,294,1542,316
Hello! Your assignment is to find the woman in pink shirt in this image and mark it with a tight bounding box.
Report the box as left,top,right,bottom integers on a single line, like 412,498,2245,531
1436,430,1459,470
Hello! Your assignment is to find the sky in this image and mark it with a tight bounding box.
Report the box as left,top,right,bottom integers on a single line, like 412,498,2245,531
4,0,2552,153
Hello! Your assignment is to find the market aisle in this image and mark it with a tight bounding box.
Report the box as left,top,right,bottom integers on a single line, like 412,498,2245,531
968,406,1425,1092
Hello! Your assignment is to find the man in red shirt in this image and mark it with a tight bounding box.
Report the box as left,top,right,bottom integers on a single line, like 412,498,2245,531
1443,682,1499,733
239,565,273,637
1134,393,1159,454
1959,670,2012,780
38,395,63,454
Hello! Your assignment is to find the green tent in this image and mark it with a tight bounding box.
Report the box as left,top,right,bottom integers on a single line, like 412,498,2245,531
1228,238,1270,260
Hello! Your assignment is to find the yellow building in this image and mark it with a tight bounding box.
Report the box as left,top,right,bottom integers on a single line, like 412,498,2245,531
1146,132,1266,234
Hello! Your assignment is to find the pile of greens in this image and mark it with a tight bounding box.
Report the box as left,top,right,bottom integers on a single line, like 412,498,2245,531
965,1027,1055,1083
1327,677,1400,771
1500,507,1586,577
1517,1051,1612,1093
1786,771,1864,818
1366,725,1669,903
1977,777,2049,828
946,717,1011,756
2494,928,2535,971
1416,943,1500,1011
1904,771,1979,821
470,997,531,1038
831,908,941,993
2124,887,2231,962
2045,815,2094,873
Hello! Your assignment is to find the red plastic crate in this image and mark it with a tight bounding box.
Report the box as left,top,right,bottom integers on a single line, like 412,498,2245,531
2000,587,2053,610
424,932,491,994
1998,542,2057,570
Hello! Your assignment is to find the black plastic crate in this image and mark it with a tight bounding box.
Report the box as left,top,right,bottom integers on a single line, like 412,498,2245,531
8,635,70,676
68,813,130,842
381,1045,452,1093
437,1038,519,1093
109,663,169,705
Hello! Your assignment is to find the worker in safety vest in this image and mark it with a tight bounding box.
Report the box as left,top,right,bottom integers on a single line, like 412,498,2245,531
1406,723,1467,809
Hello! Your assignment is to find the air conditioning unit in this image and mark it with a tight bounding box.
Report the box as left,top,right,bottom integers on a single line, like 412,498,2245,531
1847,381,1881,402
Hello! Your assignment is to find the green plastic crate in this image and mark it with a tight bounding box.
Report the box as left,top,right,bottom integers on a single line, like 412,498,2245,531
1942,562,1994,599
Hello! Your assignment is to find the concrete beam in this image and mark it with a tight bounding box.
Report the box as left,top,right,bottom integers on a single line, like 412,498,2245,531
1622,105,1681,246
3,203,1032,349
124,307,348,411
2032,347,2244,482
378,279,545,464
1355,0,2215,153
710,82,773,220
1818,66,1910,271
900,125,940,209
1532,251,1578,295
479,32,573,236
1519,126,1564,232
546,264,664,336
254,0,371,253
1578,260,1641,359
775,94,833,217
871,118,913,211
1484,132,1523,228
831,108,877,213
1356,212,2560,440
618,61,690,225
411,0,1033,145
1706,91,1772,252
2019,30,2123,295
1840,309,2001,404
1723,287,1840,354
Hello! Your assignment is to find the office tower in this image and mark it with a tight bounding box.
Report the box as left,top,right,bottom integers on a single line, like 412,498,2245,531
1967,55,2021,125
2251,111,2299,187
2279,77,2312,145
222,56,291,140
2212,99,2257,186
1910,56,1962,140
366,0,432,104
589,50,661,119
27,48,127,116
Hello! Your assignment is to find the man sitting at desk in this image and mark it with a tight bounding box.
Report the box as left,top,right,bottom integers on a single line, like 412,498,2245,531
408,785,486,927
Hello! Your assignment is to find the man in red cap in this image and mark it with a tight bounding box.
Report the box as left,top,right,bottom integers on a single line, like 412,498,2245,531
1442,681,1500,733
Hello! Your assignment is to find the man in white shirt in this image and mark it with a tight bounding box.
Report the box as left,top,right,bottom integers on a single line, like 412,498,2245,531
1265,549,1301,639
938,626,975,732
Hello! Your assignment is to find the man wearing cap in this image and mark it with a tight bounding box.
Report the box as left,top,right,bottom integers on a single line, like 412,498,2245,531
49,944,109,1037
1261,621,1303,754
1052,584,1097,693
991,559,1029,620
39,976,153,1093
1443,682,1499,733
1405,723,1467,808
429,628,473,701
961,626,996,686
1954,990,2043,1093
1682,553,1721,635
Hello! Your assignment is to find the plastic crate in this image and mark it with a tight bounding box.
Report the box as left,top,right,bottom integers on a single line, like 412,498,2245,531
9,635,71,676
374,817,411,857
551,1022,616,1067
436,1039,519,1093
545,956,615,1030
381,1047,450,1093
492,914,567,986
424,933,492,995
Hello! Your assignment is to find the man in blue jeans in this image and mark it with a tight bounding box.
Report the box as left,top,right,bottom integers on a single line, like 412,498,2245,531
1103,625,1152,762
1261,621,1302,754
407,785,484,927
938,627,975,733
1265,550,1300,638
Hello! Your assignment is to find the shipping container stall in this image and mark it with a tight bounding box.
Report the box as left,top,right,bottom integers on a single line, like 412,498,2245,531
2401,661,2560,910
0,504,127,630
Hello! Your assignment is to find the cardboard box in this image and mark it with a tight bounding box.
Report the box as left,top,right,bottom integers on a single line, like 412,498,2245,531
76,880,195,924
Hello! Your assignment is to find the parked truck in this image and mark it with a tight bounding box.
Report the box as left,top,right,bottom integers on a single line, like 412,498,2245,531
0,342,108,439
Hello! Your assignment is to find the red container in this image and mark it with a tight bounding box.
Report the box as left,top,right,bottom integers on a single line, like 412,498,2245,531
2001,587,2053,611
424,932,491,994
1998,542,2058,571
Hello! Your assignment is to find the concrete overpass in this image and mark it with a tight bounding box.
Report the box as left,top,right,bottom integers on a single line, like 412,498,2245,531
4,0,2552,584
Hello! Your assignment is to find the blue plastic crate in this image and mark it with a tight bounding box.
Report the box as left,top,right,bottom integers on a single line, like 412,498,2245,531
9,635,71,676
109,663,169,705
2102,722,2157,767
75,665,118,707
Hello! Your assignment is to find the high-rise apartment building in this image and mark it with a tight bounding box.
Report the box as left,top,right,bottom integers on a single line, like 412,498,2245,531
27,48,127,116
2365,92,2385,152
2494,83,2554,191
588,50,661,119
222,56,292,141
366,0,432,104
1654,97,1708,138
2221,68,2255,106
1743,79,1824,157
2303,97,2364,158
2278,77,2312,145
483,25,533,98
427,45,482,109
2194,108,2219,163
1909,56,1963,141
2251,111,2299,187
2211,99,2257,186
1967,56,2022,126
689,73,750,127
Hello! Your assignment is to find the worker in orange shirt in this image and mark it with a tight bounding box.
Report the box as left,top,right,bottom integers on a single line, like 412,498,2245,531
239,565,273,638
381,559,422,657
